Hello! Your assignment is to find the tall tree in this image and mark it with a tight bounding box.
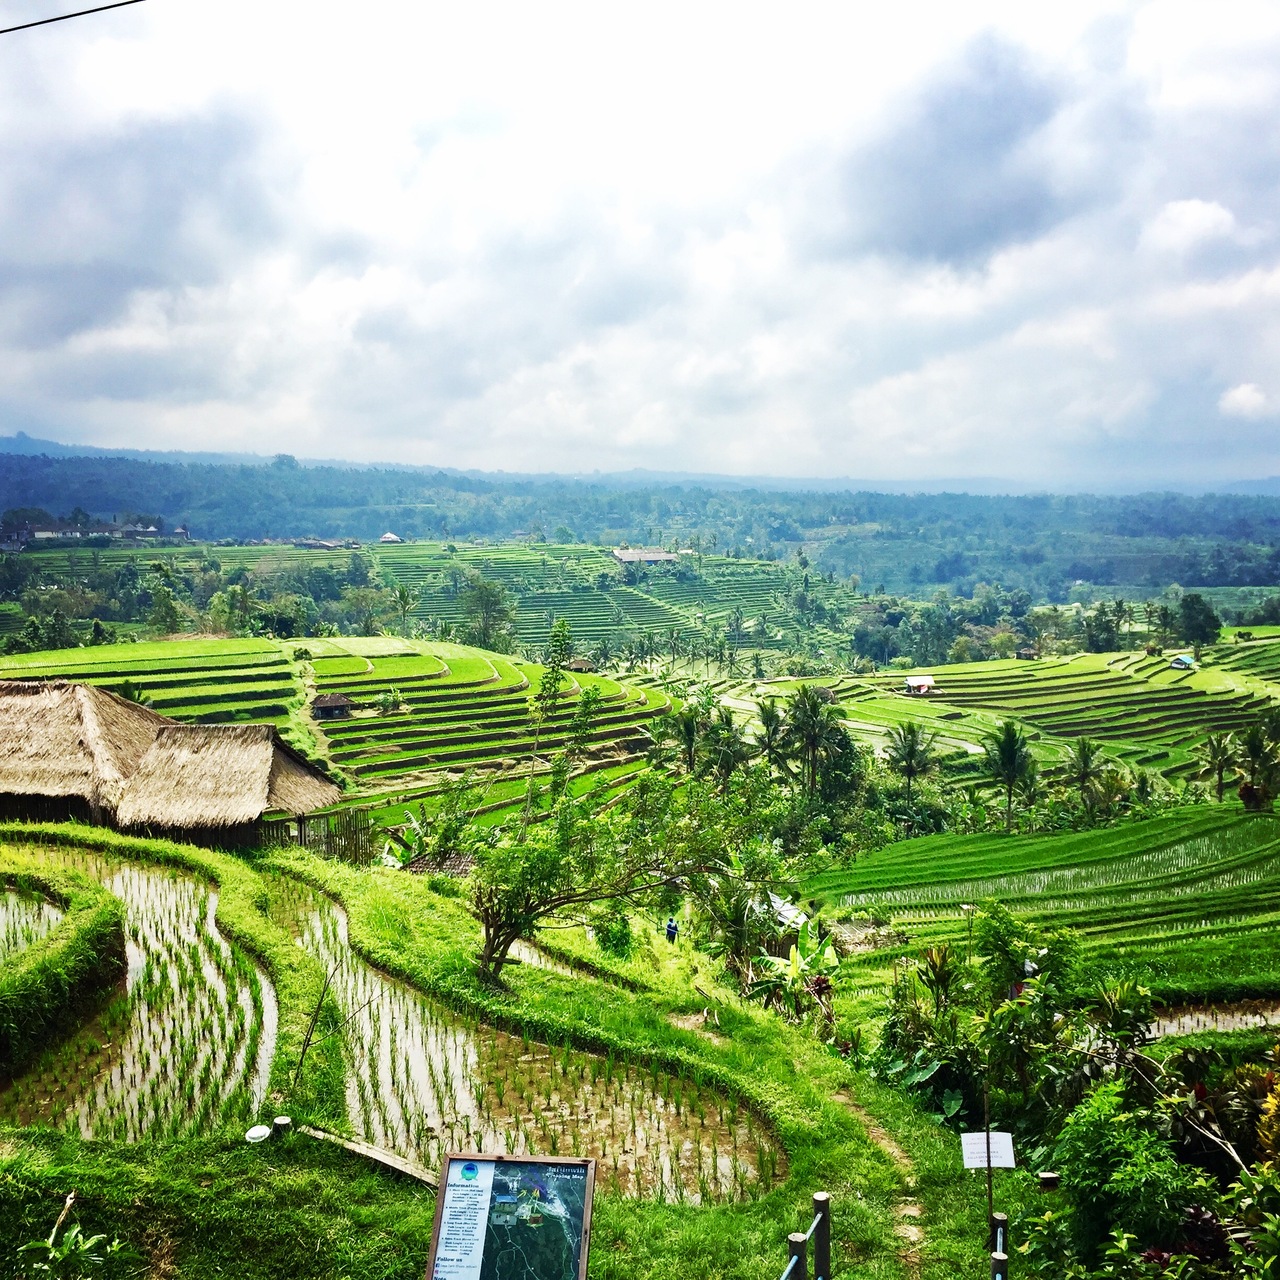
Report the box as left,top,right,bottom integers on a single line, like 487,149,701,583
983,720,1034,832
462,576,516,651
785,685,844,796
389,583,419,636
884,720,938,805
1065,737,1103,814
1196,732,1237,803
754,698,793,782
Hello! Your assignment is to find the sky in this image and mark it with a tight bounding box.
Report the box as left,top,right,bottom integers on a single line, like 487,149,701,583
2,0,1280,488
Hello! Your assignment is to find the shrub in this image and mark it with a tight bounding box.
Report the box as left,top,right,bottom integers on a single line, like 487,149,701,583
1053,1080,1199,1258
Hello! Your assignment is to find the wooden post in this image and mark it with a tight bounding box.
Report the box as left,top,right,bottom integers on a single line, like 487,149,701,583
812,1192,831,1280
990,1251,1008,1280
788,1232,808,1280
988,1212,1007,1256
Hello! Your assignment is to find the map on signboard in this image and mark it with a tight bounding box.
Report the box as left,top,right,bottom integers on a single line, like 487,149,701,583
430,1155,594,1280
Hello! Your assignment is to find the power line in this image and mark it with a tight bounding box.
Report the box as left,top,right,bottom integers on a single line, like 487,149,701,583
0,0,146,37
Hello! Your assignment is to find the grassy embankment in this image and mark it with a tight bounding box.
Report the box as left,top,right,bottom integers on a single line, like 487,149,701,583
0,823,1002,1280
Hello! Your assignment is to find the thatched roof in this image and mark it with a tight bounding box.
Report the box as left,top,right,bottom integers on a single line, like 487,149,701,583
0,680,167,812
116,724,340,830
312,693,353,708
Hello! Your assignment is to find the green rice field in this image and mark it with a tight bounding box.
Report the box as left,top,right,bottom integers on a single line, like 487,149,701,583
812,808,1280,1006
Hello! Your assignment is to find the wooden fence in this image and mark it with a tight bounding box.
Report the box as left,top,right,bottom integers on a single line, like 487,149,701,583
263,806,376,866
776,1192,831,1280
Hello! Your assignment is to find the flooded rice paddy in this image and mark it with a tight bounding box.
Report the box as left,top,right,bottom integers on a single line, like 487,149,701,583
0,886,63,964
0,846,276,1139
269,877,782,1202
1152,999,1280,1039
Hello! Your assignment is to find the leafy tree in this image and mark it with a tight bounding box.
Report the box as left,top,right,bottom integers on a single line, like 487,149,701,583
469,799,676,980
147,585,182,635
983,719,1034,832
884,720,938,804
462,576,516,651
1179,592,1222,648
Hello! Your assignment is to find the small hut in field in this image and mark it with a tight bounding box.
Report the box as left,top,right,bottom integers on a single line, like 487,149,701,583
115,724,341,848
0,680,167,824
311,692,354,720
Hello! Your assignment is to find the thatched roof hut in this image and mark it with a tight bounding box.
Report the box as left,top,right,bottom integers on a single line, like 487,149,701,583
0,680,167,822
115,724,340,840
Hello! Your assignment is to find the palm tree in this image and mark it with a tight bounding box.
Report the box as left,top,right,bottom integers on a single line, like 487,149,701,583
755,698,793,783
1237,722,1278,807
701,707,754,790
785,685,843,795
671,704,701,774
884,720,938,805
390,583,420,636
1196,732,1237,803
983,720,1033,832
1064,737,1103,813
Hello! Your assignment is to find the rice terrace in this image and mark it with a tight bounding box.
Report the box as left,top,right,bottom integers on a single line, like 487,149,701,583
3,514,1280,1280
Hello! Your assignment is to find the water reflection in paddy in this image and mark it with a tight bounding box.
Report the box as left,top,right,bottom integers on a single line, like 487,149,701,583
271,877,783,1202
0,845,277,1140
0,886,63,964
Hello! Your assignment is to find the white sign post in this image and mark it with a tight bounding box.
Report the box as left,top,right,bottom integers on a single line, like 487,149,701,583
960,1131,1016,1169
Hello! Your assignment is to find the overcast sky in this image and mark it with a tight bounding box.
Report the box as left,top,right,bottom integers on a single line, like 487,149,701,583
2,1,1279,488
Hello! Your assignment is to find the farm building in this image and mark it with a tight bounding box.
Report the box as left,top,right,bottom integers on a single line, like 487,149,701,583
612,547,677,564
1169,654,1196,670
0,680,168,824
311,692,354,720
115,724,340,847
0,680,340,845
379,531,403,544
904,675,936,695
565,657,596,673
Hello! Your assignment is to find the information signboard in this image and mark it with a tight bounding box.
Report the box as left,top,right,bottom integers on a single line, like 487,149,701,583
960,1131,1016,1169
426,1153,596,1280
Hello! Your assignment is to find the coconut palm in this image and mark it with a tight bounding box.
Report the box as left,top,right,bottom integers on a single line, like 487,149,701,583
884,720,938,805
755,698,793,783
1196,732,1237,803
701,706,754,790
983,720,1034,832
1064,737,1103,813
1237,722,1279,807
389,583,420,635
785,684,844,796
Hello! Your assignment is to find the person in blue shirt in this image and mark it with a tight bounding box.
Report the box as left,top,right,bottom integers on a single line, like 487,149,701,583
665,917,678,944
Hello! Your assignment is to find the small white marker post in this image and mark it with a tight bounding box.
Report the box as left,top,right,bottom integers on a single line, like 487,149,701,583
962,1126,1015,1266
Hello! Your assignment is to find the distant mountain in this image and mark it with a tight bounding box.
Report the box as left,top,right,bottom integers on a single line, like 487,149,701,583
4,430,1277,498
0,431,270,467
0,432,1041,494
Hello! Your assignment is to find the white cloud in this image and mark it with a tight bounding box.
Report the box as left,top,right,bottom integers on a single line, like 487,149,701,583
2,1,1280,486
1219,382,1272,418
1140,199,1238,253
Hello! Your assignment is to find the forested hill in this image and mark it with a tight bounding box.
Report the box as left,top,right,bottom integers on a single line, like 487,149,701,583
6,449,1280,597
